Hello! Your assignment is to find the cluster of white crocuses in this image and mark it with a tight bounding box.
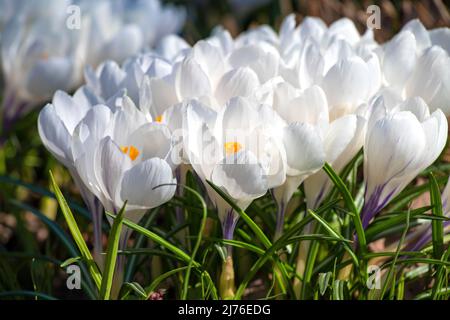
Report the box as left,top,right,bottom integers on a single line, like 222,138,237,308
38,15,450,289
0,0,185,133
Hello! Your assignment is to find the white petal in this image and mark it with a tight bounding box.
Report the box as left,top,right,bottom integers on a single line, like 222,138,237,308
382,31,417,88
215,67,260,106
364,111,426,198
228,44,279,83
328,18,361,45
149,77,179,117
129,123,172,160
101,24,143,64
121,158,176,210
321,57,370,118
429,27,450,54
191,40,224,88
95,137,132,208
38,104,72,166
175,57,211,100
26,58,74,101
98,61,126,99
211,150,268,210
282,122,325,177
402,19,431,52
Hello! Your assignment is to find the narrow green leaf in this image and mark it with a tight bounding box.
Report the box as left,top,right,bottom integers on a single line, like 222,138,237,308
100,202,126,300
307,209,359,267
49,170,102,290
431,245,450,299
145,266,189,297
105,211,219,300
60,256,82,268
206,180,272,248
178,185,208,300
429,173,444,258
323,163,367,253
206,180,292,296
121,282,147,300
379,209,411,299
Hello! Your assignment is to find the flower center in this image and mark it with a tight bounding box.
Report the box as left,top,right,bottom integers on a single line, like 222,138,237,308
224,142,242,155
120,145,140,161
155,115,163,123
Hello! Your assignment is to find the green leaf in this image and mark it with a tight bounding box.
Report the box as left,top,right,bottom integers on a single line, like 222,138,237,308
121,282,147,300
323,163,367,253
379,208,410,299
178,185,208,300
49,170,102,291
105,211,218,300
60,256,82,268
100,202,126,300
205,180,291,295
206,180,272,249
9,199,97,300
123,208,159,283
429,173,444,259
431,245,450,300
145,266,189,297
307,209,359,267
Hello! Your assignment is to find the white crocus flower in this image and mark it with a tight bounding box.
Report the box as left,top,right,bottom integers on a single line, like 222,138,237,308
1,1,88,132
361,97,447,228
77,0,186,67
146,39,283,130
38,86,104,261
270,82,327,236
183,97,286,242
276,15,381,118
304,113,367,210
72,96,176,223
380,20,450,114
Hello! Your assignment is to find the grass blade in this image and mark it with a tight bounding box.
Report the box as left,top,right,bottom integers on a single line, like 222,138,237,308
323,163,367,253
429,173,444,259
100,202,126,300
49,170,102,291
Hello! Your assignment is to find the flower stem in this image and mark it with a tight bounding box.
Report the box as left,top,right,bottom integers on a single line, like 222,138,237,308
219,255,236,299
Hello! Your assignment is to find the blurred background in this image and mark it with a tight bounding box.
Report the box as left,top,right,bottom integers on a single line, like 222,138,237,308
0,0,449,298
177,0,450,43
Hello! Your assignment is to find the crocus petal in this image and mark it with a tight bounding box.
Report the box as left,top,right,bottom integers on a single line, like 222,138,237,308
382,31,417,88
38,103,72,166
26,57,74,100
429,27,450,54
120,158,176,212
215,67,260,106
211,150,268,210
401,19,431,52
175,57,211,100
282,122,325,177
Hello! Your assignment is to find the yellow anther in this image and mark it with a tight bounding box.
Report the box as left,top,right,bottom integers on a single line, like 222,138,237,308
121,145,140,161
224,142,242,155
155,115,163,123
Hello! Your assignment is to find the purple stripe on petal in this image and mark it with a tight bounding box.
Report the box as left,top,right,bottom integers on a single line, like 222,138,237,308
222,209,237,241
361,184,397,229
